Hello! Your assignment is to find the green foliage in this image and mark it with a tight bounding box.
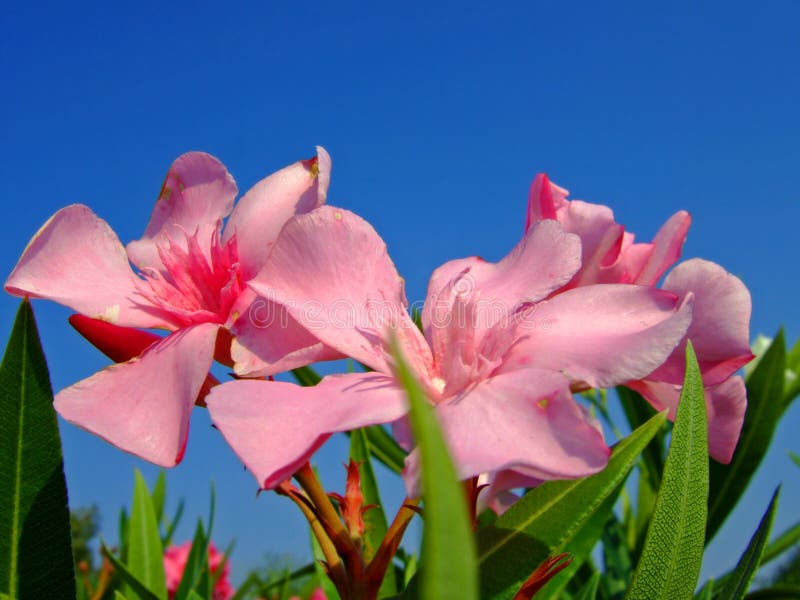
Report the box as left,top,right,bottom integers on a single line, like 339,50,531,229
0,300,75,599
477,411,666,600
717,487,780,600
708,332,786,542
123,471,167,599
395,340,478,600
71,505,101,571
626,343,709,599
349,428,397,596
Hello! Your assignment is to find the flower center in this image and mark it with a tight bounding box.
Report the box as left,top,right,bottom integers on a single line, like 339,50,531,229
136,226,245,328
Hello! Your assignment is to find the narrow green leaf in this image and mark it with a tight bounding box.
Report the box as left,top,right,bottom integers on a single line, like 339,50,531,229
185,592,203,600
174,520,209,600
601,514,633,600
574,572,601,600
118,508,130,562
229,573,263,600
0,300,76,598
535,486,623,600
102,544,160,600
708,331,786,542
695,580,714,600
477,411,666,600
291,366,322,387
626,343,709,600
151,472,167,526
125,470,167,599
761,521,800,567
115,593,129,600
717,487,780,600
790,452,800,469
617,386,665,489
163,500,184,547
364,425,407,474
349,429,397,596
745,586,800,599
394,340,478,600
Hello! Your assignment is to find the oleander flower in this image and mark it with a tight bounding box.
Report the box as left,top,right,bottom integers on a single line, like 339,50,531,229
525,174,754,462
207,205,691,496
5,148,337,465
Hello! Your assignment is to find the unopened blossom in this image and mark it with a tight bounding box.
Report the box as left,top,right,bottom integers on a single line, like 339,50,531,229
207,205,692,496
5,149,337,465
525,174,753,462
163,541,233,600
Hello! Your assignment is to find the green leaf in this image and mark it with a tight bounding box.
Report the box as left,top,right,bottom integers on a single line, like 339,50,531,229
151,472,167,526
745,586,800,599
695,580,714,600
477,411,667,600
174,520,209,600
394,340,478,600
716,487,780,600
626,343,709,600
291,366,322,387
125,470,167,599
364,425,407,474
574,572,601,600
761,521,800,567
535,486,623,600
790,452,800,469
617,387,666,489
708,330,786,542
601,514,633,600
115,593,129,600
163,500,184,547
102,544,160,600
0,300,76,599
349,429,397,597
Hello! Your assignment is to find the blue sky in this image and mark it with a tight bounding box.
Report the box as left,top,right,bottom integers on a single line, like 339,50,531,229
2,0,799,585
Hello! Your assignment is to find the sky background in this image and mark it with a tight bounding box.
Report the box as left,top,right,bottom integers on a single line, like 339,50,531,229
2,0,799,587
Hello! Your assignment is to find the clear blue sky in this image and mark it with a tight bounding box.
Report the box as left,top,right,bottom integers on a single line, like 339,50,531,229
2,0,798,584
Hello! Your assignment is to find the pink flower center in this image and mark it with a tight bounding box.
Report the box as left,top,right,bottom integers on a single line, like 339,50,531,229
136,226,245,328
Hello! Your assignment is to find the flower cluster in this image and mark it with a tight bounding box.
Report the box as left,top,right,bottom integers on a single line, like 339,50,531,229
5,148,752,503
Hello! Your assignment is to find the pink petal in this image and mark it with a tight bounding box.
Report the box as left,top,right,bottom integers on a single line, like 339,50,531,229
127,152,238,270
402,369,609,497
206,373,408,489
556,200,625,287
249,205,431,376
54,323,219,466
525,173,569,227
633,211,691,285
229,297,343,377
647,259,754,385
5,205,171,329
627,375,746,464
423,220,582,345
502,284,692,388
223,147,331,278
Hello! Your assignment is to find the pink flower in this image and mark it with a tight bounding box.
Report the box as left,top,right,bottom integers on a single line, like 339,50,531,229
5,149,336,466
207,205,691,495
526,174,754,462
163,541,233,600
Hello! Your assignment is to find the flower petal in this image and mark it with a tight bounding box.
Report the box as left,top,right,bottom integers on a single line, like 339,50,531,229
423,220,582,345
206,373,407,489
5,205,171,328
502,284,692,388
633,211,691,285
525,173,569,227
627,375,746,464
647,258,753,385
223,147,331,278
402,368,609,497
126,152,238,270
249,205,431,376
230,296,343,377
54,323,219,466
